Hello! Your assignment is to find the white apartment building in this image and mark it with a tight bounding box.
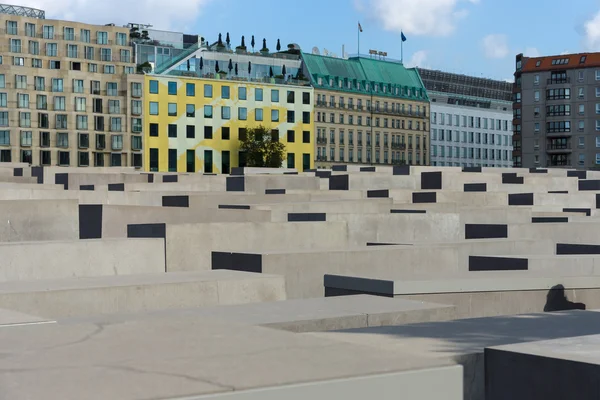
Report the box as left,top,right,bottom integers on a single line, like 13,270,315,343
419,69,513,168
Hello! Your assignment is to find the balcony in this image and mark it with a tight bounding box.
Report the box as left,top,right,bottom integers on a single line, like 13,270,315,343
547,143,572,153
316,137,326,144
546,130,572,138
547,77,570,84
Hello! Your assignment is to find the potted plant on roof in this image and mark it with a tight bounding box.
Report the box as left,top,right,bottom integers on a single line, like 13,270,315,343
236,35,247,54
260,38,269,55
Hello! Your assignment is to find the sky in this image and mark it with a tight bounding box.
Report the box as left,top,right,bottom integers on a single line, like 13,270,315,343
11,0,600,81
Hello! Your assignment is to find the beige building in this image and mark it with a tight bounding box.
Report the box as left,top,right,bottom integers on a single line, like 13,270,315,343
0,5,143,167
302,53,430,167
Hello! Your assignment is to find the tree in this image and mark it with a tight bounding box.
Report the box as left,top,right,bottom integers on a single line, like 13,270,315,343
136,61,152,74
239,126,285,168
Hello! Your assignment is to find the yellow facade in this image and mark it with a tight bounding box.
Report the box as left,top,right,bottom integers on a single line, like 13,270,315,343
144,75,314,173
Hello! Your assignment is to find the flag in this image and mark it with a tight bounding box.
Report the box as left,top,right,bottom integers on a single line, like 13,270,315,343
401,31,407,42
358,22,363,32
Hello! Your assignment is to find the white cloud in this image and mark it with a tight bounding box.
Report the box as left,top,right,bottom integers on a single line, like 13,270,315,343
584,10,600,50
503,77,513,83
482,34,509,59
524,47,540,57
14,0,212,30
405,50,429,68
361,0,479,37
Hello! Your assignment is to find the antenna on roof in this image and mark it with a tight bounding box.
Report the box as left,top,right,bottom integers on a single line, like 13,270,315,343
311,47,320,55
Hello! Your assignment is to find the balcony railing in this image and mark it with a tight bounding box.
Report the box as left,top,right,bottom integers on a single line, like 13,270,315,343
547,143,572,151
547,77,571,84
316,137,326,144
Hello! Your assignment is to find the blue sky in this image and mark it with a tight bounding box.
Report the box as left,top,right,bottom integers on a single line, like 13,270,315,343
19,0,600,81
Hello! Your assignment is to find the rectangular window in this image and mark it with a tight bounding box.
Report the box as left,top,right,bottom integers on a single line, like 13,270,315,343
204,126,213,139
149,102,159,115
131,135,142,151
221,85,230,99
221,106,231,119
287,110,295,123
204,84,212,97
106,82,118,96
239,86,247,100
168,124,177,138
168,81,177,95
204,105,213,118
272,89,279,102
255,88,263,101
287,90,295,103
186,83,195,96
255,108,263,121
149,80,159,94
149,123,159,137
186,104,195,117
75,97,86,112
303,92,310,105
131,82,142,98
272,109,279,122
52,78,63,92
238,107,247,120
168,103,177,116
186,125,195,139
110,117,122,132
222,127,230,140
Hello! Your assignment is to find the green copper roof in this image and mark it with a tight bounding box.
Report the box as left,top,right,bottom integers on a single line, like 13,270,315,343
302,53,428,102
302,53,367,81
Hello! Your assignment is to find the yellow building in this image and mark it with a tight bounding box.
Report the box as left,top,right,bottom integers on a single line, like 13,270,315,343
144,75,314,173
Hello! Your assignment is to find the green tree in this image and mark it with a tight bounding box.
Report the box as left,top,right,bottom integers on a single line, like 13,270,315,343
240,126,285,168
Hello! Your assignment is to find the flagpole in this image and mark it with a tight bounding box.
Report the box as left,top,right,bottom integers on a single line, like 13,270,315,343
358,22,360,55
401,30,404,64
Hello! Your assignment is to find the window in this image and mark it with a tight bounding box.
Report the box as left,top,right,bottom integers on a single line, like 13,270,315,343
168,103,177,116
204,105,213,118
534,91,540,101
97,31,108,45
222,127,230,140
186,83,195,96
25,22,35,37
0,93,6,108
221,106,231,120
94,116,104,131
108,100,120,114
19,112,31,128
221,86,230,99
303,112,310,124
185,104,195,118
13,57,24,66
67,43,77,58
0,75,4,89
534,123,540,133
255,108,263,121
42,25,54,39
132,100,142,115
303,131,310,144
106,82,117,96
56,132,69,148
149,102,159,115
149,123,159,137
28,40,39,56
110,117,122,132
238,107,247,120
167,124,177,138
303,92,310,105
0,112,7,127
37,95,47,110
271,89,279,102
131,82,142,98
287,90,295,103
534,75,539,85
17,93,29,108
239,87,247,100
132,118,142,133
287,110,295,123
186,125,195,139
0,130,9,145
579,121,585,131
16,75,27,89
20,131,32,146
103,65,114,74
10,39,21,53
168,81,177,95
272,109,279,122
131,136,142,151
287,130,295,142
6,21,17,35
149,80,159,94
75,97,86,112
100,48,112,62
204,126,212,139
204,84,212,97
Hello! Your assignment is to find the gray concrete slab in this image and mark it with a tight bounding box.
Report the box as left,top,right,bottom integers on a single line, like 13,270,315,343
309,311,600,400
0,315,460,400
